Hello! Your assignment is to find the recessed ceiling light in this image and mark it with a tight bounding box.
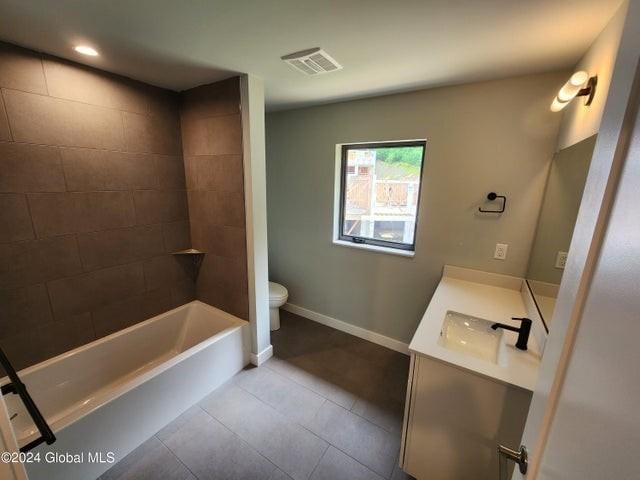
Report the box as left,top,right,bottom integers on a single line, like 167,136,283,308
74,45,99,56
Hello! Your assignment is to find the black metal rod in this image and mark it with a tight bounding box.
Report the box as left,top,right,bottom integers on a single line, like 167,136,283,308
19,435,49,453
478,192,506,213
0,347,56,452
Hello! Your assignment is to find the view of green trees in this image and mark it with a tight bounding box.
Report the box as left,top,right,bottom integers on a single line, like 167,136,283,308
374,146,424,179
375,146,424,167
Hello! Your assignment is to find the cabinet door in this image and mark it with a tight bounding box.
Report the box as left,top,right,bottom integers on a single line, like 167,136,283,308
0,396,28,480
403,355,531,480
399,354,417,467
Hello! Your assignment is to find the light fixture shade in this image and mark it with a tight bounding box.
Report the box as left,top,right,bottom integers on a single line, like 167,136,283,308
74,45,99,56
550,71,589,112
550,97,568,112
557,83,582,102
569,71,589,86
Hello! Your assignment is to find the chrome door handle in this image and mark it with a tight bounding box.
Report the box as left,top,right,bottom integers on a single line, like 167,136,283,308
498,444,528,477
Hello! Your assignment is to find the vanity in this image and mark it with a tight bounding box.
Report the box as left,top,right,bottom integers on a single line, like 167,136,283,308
398,135,597,479
399,265,545,480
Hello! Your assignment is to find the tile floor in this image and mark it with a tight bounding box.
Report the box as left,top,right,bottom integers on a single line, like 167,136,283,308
100,310,413,480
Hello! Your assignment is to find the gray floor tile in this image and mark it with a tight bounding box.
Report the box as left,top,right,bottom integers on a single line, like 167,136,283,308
269,468,295,480
306,401,400,478
271,312,339,357
161,405,277,480
200,382,328,480
99,436,192,480
314,345,408,406
233,365,325,426
272,312,410,409
310,446,385,480
264,355,357,409
351,389,405,433
156,404,207,443
332,332,408,373
391,460,415,480
378,358,411,404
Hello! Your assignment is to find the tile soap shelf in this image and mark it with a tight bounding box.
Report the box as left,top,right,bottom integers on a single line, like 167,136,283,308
171,249,205,271
172,249,206,255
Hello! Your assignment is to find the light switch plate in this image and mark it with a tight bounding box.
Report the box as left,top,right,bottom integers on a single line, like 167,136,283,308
555,251,568,269
494,243,508,260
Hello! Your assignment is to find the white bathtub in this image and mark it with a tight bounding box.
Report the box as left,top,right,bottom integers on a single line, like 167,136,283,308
1,301,250,480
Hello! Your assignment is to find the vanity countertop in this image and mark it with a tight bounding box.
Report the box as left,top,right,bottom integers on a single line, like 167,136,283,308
409,266,542,391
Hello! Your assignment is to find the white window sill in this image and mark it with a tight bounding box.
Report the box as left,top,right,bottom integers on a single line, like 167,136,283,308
332,239,415,258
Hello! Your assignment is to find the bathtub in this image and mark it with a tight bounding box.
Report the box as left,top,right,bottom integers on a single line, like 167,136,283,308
1,300,250,480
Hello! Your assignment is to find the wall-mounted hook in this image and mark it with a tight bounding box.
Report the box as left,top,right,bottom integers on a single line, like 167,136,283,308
478,192,506,214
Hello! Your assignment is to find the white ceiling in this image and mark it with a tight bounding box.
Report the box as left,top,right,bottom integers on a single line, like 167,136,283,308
0,0,623,111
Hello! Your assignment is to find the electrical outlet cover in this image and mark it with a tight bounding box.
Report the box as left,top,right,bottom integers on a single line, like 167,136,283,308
494,243,508,260
555,251,568,269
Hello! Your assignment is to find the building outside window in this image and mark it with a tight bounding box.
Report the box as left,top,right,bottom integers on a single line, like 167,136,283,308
335,140,426,254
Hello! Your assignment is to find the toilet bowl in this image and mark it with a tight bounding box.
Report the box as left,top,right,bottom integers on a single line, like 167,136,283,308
268,281,288,331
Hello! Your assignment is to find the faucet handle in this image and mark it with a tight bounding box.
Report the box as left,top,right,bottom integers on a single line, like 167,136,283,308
511,317,532,351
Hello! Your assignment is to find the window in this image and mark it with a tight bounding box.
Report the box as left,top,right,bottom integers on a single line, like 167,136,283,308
335,140,426,254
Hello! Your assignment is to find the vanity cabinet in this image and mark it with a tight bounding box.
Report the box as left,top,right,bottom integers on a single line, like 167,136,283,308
400,354,532,480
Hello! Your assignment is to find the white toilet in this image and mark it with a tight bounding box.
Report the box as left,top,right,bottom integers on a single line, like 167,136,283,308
268,281,288,331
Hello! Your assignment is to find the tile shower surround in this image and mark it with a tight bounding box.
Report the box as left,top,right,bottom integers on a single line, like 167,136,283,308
180,79,249,321
0,42,249,370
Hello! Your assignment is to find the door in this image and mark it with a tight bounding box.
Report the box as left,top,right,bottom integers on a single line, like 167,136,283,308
512,3,640,477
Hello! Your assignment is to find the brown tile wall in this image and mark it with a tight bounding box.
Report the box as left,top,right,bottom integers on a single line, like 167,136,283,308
0,42,195,370
180,78,249,320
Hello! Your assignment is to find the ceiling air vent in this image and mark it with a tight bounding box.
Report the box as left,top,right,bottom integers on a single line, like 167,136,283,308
281,48,343,76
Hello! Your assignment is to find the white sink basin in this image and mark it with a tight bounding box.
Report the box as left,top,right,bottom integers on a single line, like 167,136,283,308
437,311,507,366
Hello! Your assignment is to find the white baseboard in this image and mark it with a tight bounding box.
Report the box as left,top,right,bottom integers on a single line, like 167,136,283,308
250,344,273,366
282,303,409,355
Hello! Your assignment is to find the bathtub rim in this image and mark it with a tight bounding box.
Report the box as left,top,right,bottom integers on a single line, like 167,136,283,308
1,300,249,445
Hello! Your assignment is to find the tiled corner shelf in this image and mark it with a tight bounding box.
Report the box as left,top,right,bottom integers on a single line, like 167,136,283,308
171,249,206,255
171,249,205,271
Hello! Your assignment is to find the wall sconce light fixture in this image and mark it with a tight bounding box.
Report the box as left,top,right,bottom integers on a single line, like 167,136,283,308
74,45,99,57
550,71,597,112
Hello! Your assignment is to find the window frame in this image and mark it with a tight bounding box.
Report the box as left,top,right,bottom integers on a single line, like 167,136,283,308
336,140,426,254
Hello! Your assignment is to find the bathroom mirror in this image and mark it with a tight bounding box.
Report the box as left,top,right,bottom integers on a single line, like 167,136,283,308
525,135,597,330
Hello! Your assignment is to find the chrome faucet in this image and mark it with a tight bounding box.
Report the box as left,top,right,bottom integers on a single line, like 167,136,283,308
491,317,532,351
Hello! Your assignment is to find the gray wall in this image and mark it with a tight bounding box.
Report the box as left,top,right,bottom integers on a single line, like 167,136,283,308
527,135,596,284
266,71,566,343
